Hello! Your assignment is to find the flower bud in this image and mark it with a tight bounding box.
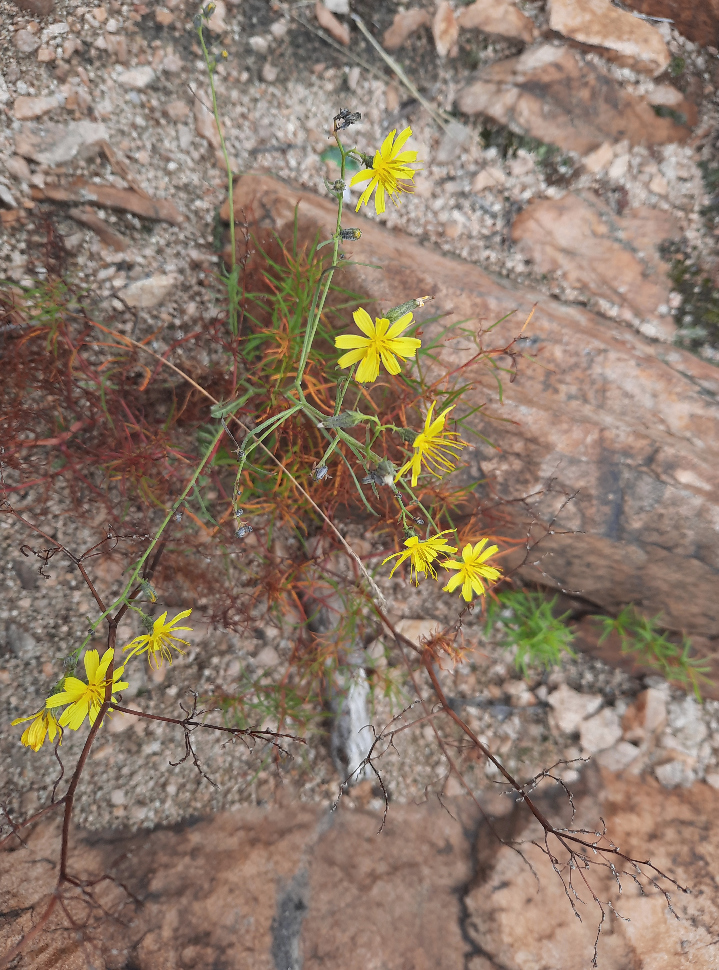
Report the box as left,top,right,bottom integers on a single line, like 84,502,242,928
317,410,364,429
385,296,433,324
340,228,362,240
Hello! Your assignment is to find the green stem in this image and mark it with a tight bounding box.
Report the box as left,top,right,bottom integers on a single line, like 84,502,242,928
83,424,226,644
295,137,347,384
198,23,238,335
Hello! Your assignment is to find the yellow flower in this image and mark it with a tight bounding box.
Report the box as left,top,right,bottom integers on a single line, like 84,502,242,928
46,648,129,731
442,539,502,602
123,609,193,669
350,127,418,215
382,530,457,585
335,307,421,384
395,403,465,487
11,709,62,753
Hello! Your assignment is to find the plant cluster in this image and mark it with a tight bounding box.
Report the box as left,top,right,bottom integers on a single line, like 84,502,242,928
0,5,695,964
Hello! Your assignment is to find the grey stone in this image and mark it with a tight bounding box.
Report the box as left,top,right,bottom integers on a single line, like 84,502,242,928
117,66,156,90
14,121,108,167
580,707,623,753
1,621,37,658
117,274,180,309
547,683,602,735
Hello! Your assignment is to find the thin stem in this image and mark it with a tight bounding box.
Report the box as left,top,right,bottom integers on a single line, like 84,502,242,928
197,23,238,334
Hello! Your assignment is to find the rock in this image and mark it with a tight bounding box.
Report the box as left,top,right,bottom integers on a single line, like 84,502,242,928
655,758,695,788
68,206,128,251
315,1,350,45
0,621,37,658
664,695,708,758
222,174,719,638
13,120,108,167
117,66,156,89
161,52,183,73
582,141,614,174
394,618,444,648
254,644,280,670
323,0,349,12
194,97,222,148
0,76,9,106
155,7,173,25
0,802,472,969
0,180,18,209
619,0,719,48
511,191,681,341
508,151,534,177
547,684,602,734
12,0,54,13
261,62,278,83
706,772,719,790
382,8,430,50
36,46,55,62
106,33,129,63
206,0,227,33
579,707,622,753
270,19,288,40
433,1,459,58
456,44,694,155
596,739,641,771
35,179,184,223
548,0,670,76
621,687,667,743
13,29,41,53
249,35,270,54
465,767,719,967
456,0,537,44
472,166,506,192
649,172,668,196
13,94,63,120
607,152,629,180
118,274,180,308
166,99,190,122
3,155,32,183
347,65,360,92
435,120,472,164
93,5,107,22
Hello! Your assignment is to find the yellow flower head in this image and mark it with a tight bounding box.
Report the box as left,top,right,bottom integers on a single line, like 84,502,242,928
442,539,502,602
350,127,418,215
123,609,193,669
12,709,62,753
335,307,421,384
382,530,457,585
395,402,466,487
46,648,129,731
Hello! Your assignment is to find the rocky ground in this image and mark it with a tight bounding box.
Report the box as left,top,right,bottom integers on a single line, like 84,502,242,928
3,0,719,967
1,0,719,354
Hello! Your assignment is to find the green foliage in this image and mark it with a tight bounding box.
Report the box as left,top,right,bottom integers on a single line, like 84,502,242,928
669,55,685,76
666,253,719,352
484,590,576,676
595,605,711,701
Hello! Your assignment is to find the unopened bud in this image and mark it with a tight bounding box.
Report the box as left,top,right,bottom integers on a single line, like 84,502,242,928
318,410,364,429
385,296,433,324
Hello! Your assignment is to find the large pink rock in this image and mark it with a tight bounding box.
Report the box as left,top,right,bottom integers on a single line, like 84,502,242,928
221,175,719,636
548,0,670,76
511,191,681,341
456,44,695,154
